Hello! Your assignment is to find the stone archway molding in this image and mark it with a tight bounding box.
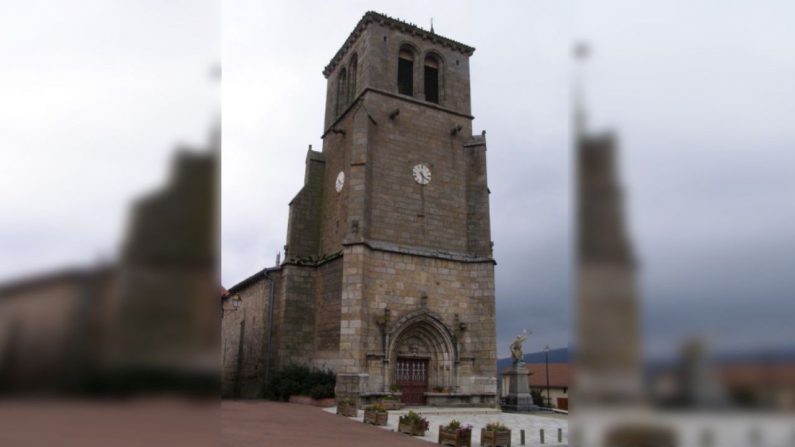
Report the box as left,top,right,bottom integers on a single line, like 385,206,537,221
387,309,458,360
384,309,459,393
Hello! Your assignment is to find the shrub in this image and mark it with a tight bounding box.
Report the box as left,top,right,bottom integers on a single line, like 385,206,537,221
389,384,400,393
264,364,335,401
485,422,508,432
445,420,461,430
382,394,398,401
399,411,429,431
530,389,545,406
310,384,334,400
443,420,472,434
367,402,386,412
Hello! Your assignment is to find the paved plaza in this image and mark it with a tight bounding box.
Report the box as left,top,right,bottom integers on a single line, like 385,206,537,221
222,401,430,447
324,406,569,446
221,400,568,446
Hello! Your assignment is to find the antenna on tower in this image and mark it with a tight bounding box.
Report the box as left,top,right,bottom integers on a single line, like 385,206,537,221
430,17,434,33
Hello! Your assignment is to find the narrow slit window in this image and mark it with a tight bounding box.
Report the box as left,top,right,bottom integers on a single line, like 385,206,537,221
336,68,347,115
348,54,358,104
424,55,440,104
398,48,414,96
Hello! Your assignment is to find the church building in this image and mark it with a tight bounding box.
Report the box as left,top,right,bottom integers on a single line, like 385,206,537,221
222,11,497,407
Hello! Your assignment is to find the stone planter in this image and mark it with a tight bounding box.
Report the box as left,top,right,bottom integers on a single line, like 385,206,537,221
398,420,427,437
336,402,357,417
380,399,403,410
480,428,511,447
363,409,388,426
438,426,472,447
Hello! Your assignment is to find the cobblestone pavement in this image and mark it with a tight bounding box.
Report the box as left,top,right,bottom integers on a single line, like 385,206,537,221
0,399,217,447
324,406,569,446
222,400,431,447
575,408,795,447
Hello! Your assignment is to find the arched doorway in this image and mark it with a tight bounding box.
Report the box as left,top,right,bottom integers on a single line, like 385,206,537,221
387,311,457,405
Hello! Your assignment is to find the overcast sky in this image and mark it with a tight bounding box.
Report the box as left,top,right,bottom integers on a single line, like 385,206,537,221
2,1,791,362
222,1,572,358
223,1,795,360
576,0,795,359
0,0,219,282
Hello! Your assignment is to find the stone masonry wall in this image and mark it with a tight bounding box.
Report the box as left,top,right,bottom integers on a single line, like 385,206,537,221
338,244,497,396
221,273,276,398
274,265,316,367
318,131,351,256
314,257,343,359
285,151,325,259
365,94,474,253
361,22,472,115
324,20,472,129
465,136,492,257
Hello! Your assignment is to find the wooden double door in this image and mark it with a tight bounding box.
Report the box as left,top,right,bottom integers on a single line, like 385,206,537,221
395,358,428,405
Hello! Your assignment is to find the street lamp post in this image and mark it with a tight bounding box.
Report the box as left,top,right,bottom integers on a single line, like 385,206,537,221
544,345,551,409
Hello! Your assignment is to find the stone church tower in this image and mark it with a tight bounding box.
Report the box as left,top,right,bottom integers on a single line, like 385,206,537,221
223,12,497,406
573,46,644,407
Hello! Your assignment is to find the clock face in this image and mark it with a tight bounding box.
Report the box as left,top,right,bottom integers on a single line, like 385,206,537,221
412,164,431,185
335,171,345,192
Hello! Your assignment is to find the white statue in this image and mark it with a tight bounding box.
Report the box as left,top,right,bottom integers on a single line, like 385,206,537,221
510,329,530,365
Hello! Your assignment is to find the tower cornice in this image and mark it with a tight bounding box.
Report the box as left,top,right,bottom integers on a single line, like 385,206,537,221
321,87,474,139
342,239,496,265
323,11,475,78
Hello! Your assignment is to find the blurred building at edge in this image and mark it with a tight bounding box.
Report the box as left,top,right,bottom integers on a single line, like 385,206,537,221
0,140,218,396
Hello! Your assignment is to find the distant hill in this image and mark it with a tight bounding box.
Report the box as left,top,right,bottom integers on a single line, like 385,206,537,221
646,346,795,376
496,346,795,379
497,347,569,373
712,347,795,364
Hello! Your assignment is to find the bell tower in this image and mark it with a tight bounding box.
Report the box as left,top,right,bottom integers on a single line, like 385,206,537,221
314,11,491,261
281,12,497,407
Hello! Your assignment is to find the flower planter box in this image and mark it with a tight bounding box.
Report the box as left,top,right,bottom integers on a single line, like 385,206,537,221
363,409,388,426
481,428,511,447
438,426,472,447
336,402,357,417
380,400,403,410
398,421,427,437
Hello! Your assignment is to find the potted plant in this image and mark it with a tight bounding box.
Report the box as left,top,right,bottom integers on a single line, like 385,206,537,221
363,403,388,426
438,420,472,447
336,396,357,417
481,422,511,447
398,411,429,436
381,394,403,410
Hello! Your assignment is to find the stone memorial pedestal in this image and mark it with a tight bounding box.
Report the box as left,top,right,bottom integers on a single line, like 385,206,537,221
501,364,539,412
